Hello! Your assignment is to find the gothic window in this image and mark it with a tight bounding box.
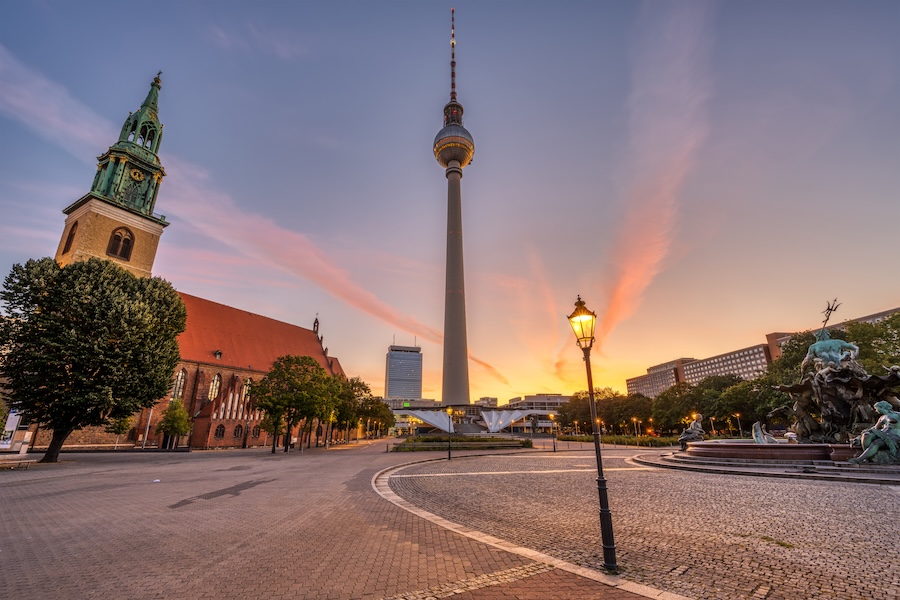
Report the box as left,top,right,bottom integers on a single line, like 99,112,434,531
106,228,134,260
171,369,186,400
233,425,243,439
214,425,225,439
62,222,78,254
208,374,222,401
252,426,261,438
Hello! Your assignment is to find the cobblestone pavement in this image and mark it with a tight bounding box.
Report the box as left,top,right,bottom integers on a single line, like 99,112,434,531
386,448,900,600
0,443,653,600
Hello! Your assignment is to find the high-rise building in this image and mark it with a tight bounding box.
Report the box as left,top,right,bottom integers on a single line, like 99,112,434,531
434,9,475,405
384,345,423,399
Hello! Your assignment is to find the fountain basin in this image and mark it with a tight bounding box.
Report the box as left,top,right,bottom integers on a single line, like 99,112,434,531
686,441,855,462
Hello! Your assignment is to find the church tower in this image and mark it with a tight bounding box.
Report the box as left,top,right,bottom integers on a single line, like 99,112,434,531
433,10,475,405
55,73,169,278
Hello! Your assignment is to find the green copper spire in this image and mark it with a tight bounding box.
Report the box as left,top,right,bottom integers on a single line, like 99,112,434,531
116,71,163,156
73,73,167,225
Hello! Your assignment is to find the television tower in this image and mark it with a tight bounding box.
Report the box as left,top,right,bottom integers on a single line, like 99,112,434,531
433,8,474,405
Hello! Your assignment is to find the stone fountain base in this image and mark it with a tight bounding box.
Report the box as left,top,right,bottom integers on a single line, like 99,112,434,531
685,441,856,462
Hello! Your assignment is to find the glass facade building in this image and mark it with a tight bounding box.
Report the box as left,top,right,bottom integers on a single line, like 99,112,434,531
384,345,423,399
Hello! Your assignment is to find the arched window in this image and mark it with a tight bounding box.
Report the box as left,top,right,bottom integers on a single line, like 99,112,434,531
252,426,261,438
208,374,222,401
62,222,78,254
171,369,186,399
139,124,156,149
214,425,225,439
240,379,252,420
233,425,243,439
106,227,134,260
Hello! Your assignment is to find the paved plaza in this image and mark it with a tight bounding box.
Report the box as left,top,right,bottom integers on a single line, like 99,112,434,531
1,441,897,599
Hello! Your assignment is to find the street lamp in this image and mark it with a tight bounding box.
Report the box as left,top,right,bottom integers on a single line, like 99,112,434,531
734,413,743,438
549,414,557,451
567,295,618,572
446,406,453,460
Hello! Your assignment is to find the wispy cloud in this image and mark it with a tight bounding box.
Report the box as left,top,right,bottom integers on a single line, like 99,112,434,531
595,1,714,349
0,45,114,159
208,24,309,60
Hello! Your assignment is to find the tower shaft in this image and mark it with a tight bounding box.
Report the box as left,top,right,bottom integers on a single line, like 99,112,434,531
433,9,475,405
442,162,469,404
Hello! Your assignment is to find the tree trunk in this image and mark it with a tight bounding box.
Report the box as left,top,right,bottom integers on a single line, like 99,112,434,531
41,429,72,463
271,429,278,454
283,420,293,453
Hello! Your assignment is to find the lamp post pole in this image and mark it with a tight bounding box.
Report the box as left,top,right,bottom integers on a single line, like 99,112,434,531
735,413,743,438
568,296,618,573
446,406,453,460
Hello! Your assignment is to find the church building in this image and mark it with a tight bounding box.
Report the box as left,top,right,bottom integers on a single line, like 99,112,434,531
37,74,345,450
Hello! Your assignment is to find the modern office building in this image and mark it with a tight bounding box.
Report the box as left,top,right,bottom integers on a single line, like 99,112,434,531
384,345,423,400
626,359,695,398
681,345,771,384
434,9,475,405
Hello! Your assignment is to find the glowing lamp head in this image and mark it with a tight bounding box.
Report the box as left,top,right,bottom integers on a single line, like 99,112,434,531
567,296,597,350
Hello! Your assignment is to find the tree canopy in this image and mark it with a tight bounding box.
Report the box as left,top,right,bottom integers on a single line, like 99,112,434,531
156,400,192,447
0,257,186,462
253,355,336,453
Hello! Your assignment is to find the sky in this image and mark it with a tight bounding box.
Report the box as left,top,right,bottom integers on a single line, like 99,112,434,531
1,1,898,404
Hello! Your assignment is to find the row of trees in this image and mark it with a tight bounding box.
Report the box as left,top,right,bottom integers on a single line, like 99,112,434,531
253,355,394,453
557,313,900,436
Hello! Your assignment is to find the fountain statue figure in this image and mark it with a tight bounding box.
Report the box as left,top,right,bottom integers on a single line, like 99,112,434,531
848,401,900,464
678,415,705,451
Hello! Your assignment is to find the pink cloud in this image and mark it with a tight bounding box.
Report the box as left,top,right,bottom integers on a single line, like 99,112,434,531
595,2,713,350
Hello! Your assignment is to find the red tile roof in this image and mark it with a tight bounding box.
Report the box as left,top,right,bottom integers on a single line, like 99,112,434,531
177,293,343,377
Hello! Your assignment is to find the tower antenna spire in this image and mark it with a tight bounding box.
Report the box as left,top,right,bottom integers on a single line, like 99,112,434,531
450,8,457,102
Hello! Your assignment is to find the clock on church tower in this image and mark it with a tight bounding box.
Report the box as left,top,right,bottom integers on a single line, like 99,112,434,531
55,73,169,278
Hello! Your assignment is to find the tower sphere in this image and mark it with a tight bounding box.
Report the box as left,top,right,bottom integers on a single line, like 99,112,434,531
434,123,475,169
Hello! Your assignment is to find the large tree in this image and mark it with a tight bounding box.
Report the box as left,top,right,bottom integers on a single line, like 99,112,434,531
0,257,186,462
